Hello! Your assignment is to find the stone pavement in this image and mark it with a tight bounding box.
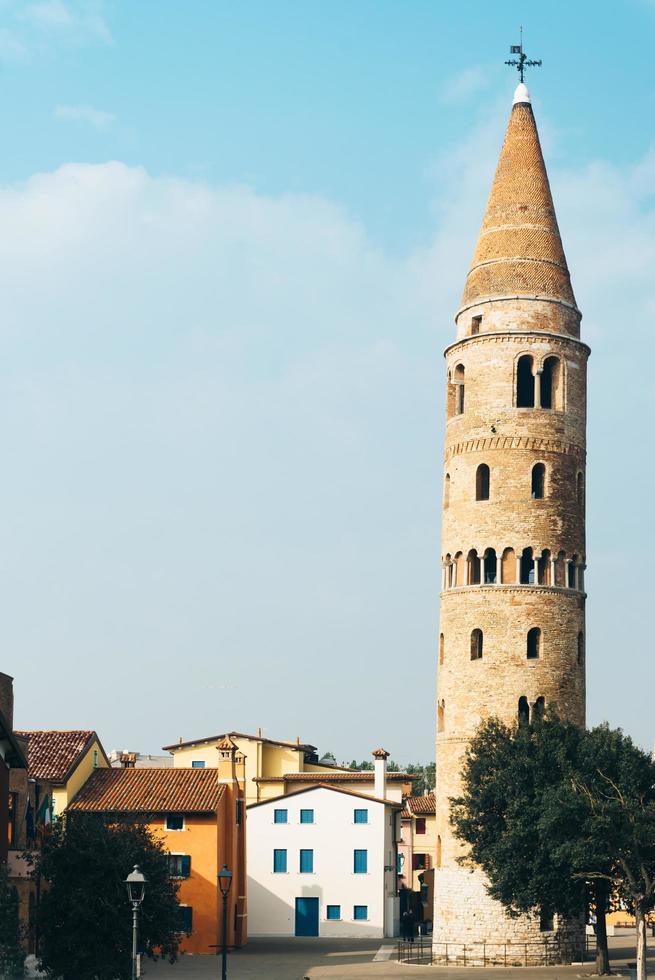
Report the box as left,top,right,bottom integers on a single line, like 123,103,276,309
143,934,653,980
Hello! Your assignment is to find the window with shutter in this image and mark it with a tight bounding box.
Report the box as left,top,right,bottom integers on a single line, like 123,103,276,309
354,849,368,874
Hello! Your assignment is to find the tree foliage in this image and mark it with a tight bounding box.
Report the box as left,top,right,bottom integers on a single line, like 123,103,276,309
451,716,655,977
0,864,24,978
33,815,182,980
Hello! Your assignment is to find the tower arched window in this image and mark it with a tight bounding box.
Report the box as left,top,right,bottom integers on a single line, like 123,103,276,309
568,555,578,589
483,548,497,584
470,628,483,661
517,355,535,408
531,463,545,499
518,696,530,726
527,627,541,660
501,547,515,584
437,700,445,733
476,464,490,501
454,365,465,415
577,631,584,667
444,473,450,509
520,547,534,584
439,633,444,665
467,549,481,585
533,696,545,723
540,356,562,410
436,835,442,869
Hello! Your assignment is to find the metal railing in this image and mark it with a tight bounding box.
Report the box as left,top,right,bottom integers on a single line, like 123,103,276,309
396,935,596,967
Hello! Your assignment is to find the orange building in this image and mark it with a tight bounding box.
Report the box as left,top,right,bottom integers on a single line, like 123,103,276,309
68,736,246,954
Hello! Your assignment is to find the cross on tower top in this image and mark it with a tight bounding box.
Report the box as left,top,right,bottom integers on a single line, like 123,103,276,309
505,27,542,83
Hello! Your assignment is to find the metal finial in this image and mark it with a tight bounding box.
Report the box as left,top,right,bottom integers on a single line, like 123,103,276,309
505,27,542,83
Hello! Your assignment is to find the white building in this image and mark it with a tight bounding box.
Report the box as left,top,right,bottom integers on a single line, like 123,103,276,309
246,749,402,938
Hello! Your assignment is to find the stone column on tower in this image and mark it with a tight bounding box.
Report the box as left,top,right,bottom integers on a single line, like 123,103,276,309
433,81,588,959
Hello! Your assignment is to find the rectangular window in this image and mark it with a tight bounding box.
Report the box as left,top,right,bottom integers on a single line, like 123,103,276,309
353,849,368,874
273,849,287,873
353,809,368,824
274,808,288,824
300,809,314,824
175,906,193,934
413,853,428,871
353,905,368,921
165,814,184,831
8,793,17,847
167,854,191,878
236,799,243,826
191,760,205,769
415,817,426,835
326,905,341,920
299,849,314,873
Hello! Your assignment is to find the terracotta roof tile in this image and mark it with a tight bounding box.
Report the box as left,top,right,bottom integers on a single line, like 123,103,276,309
16,730,98,782
254,772,414,783
67,767,225,813
405,793,436,815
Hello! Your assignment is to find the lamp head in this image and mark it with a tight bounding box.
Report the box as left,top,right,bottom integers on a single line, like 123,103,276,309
218,864,233,898
125,864,147,906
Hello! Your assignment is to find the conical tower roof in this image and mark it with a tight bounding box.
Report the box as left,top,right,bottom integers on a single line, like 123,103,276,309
460,84,577,313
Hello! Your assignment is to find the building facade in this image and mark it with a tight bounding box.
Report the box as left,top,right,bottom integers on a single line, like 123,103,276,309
433,82,588,955
247,783,400,938
68,736,247,955
398,794,436,923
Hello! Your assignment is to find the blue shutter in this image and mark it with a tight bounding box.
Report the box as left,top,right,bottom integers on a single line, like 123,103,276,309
181,855,191,878
299,849,314,873
353,905,368,921
274,809,288,824
354,849,367,873
354,808,368,824
326,905,341,920
273,849,287,873
300,809,314,824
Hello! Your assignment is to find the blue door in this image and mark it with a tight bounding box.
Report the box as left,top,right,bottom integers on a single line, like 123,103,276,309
295,897,319,936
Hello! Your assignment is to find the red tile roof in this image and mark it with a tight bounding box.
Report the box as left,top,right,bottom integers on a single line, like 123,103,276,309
16,730,101,783
162,731,317,753
254,772,414,783
405,793,436,816
67,767,225,814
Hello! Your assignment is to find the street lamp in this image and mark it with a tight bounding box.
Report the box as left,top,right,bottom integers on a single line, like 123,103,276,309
218,864,233,980
125,865,147,980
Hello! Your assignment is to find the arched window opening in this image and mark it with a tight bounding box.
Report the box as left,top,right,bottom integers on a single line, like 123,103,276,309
518,696,530,726
454,364,465,415
531,463,545,499
501,547,515,584
517,355,535,408
577,631,584,667
436,835,442,869
476,464,490,501
470,628,483,661
568,556,578,589
467,549,481,585
540,356,562,410
454,552,464,587
471,315,482,335
444,473,450,509
439,633,444,666
483,549,497,584
576,472,584,507
533,696,545,723
537,549,551,586
527,627,541,660
554,551,566,588
446,370,456,420
520,547,534,584
437,700,445,733
540,908,554,932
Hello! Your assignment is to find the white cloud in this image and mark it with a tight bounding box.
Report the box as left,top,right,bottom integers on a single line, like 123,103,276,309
54,103,115,129
19,0,112,46
439,66,488,104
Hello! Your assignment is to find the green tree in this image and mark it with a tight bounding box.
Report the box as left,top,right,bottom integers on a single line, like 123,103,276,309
452,716,655,978
0,864,24,978
33,815,182,980
349,760,374,771
404,763,436,797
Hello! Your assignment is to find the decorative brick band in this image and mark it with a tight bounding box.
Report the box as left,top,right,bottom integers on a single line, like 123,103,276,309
444,435,585,461
444,330,590,358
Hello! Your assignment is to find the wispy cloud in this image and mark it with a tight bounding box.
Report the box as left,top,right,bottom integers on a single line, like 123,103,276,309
439,66,488,105
54,103,115,129
20,0,112,46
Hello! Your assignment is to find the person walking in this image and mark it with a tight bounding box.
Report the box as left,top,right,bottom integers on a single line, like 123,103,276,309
401,908,416,943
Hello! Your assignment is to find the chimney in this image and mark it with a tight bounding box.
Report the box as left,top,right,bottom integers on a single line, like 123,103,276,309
372,747,390,799
0,673,14,729
120,752,137,768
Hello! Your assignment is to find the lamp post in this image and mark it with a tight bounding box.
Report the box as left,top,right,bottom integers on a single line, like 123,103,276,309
125,865,147,980
217,864,233,980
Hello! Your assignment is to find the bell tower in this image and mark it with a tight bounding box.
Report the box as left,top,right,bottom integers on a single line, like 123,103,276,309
433,80,589,954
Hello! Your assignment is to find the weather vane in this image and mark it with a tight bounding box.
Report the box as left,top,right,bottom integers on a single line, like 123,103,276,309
505,27,541,83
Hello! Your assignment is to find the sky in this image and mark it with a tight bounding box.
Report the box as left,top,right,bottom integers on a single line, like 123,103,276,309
2,0,654,762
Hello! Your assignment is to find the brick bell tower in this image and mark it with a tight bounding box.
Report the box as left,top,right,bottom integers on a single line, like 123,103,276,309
433,80,589,954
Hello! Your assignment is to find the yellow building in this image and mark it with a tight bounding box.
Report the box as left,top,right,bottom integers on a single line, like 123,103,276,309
164,731,414,804
16,730,110,818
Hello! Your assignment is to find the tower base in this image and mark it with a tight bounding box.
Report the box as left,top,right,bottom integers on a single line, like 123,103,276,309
432,866,584,965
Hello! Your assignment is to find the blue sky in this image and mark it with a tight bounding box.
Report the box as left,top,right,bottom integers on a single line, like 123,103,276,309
2,0,654,761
